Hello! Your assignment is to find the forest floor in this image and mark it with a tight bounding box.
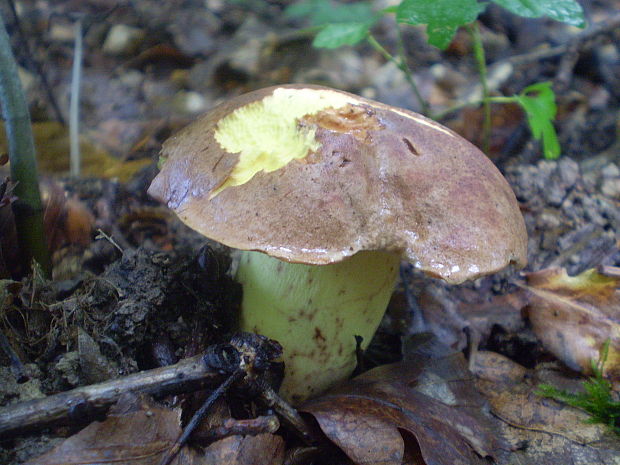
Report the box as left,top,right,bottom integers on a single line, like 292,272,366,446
1,1,619,464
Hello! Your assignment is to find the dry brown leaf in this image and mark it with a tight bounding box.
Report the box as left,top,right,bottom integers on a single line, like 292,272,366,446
201,434,285,465
473,350,620,464
446,103,524,159
524,267,620,381
25,393,285,465
25,394,186,465
302,358,504,465
470,350,527,386
488,389,606,444
41,179,94,253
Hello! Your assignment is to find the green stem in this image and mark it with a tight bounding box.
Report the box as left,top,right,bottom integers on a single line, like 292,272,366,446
468,22,491,153
367,34,429,116
0,12,51,276
395,27,429,115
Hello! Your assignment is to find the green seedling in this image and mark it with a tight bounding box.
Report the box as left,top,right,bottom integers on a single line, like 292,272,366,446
286,0,585,159
538,341,620,436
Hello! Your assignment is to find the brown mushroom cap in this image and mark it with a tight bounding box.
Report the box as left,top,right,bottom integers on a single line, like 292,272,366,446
148,84,527,284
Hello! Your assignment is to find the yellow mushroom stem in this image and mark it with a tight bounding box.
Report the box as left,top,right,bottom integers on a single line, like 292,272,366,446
236,249,400,404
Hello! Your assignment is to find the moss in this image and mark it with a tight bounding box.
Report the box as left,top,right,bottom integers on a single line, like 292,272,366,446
537,341,620,435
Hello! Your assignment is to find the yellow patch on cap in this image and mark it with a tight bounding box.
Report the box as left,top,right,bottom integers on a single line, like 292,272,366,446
211,88,357,197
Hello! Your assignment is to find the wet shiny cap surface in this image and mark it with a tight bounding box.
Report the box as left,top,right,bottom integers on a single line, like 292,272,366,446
148,84,527,284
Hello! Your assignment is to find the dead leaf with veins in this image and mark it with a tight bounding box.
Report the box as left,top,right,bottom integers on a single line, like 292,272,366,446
473,350,620,465
524,266,620,382
301,357,505,465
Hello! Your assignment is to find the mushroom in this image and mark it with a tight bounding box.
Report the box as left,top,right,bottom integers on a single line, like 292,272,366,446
148,84,527,403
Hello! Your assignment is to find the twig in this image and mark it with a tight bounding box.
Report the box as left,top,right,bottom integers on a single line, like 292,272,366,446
159,369,245,465
259,385,316,444
0,354,224,437
367,34,428,115
193,414,280,442
95,228,124,253
395,26,429,116
483,14,620,78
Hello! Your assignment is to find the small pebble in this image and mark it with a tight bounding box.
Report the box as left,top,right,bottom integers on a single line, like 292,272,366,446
173,91,208,114
103,24,145,56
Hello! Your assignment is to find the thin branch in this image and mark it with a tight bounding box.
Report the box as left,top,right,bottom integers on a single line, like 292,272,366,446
0,355,223,437
395,26,429,115
367,34,428,115
467,22,491,154
159,369,245,465
259,385,317,444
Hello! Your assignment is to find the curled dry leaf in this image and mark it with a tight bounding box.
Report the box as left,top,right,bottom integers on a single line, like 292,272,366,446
41,179,94,252
524,267,620,381
301,359,504,465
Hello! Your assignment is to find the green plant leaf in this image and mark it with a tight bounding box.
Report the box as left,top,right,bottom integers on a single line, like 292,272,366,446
491,0,585,27
286,0,375,26
514,82,561,159
313,22,372,48
396,0,486,49
285,0,318,19
381,5,399,14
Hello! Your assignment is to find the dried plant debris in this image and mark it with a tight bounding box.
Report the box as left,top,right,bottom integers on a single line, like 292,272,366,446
1,244,239,397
